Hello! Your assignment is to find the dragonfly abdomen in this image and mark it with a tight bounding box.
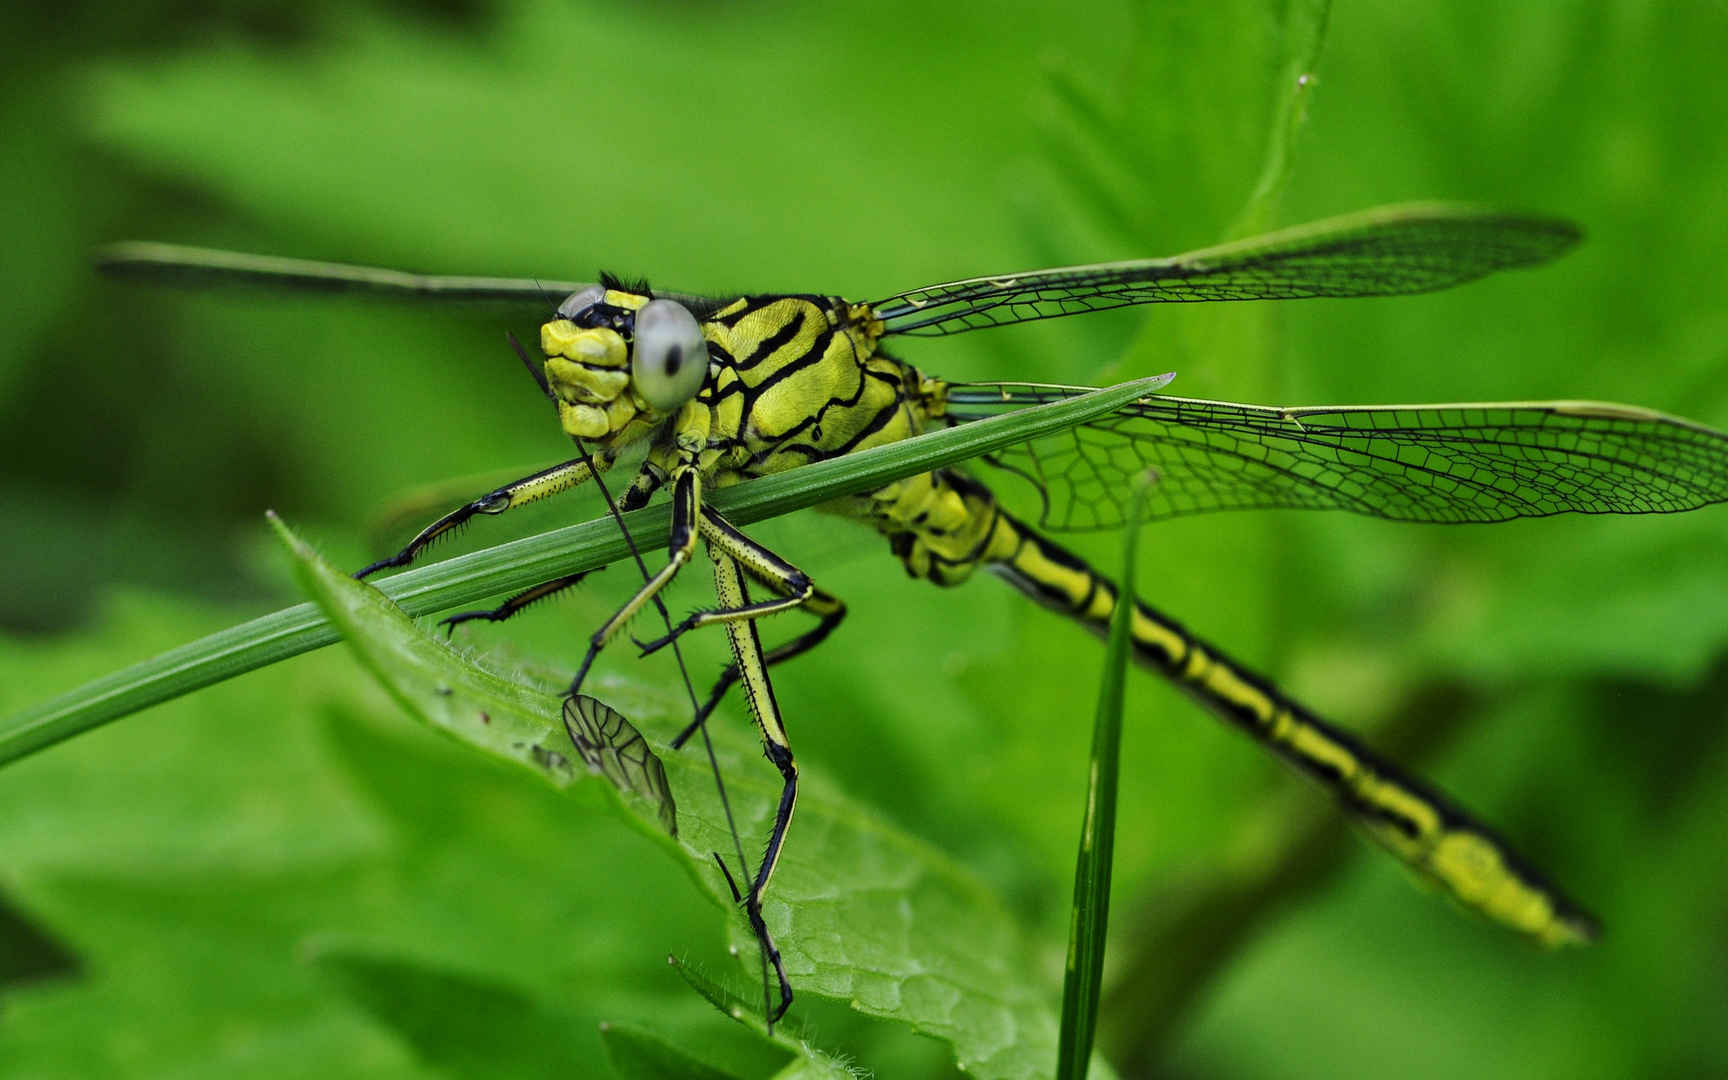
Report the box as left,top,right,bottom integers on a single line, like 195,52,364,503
843,467,1022,585
980,505,1600,948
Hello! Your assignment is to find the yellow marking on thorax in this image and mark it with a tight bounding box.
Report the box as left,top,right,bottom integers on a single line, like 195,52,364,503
745,311,862,439
708,297,925,484
703,361,748,444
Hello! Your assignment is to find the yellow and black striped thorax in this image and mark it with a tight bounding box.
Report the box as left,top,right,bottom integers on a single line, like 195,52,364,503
697,293,927,479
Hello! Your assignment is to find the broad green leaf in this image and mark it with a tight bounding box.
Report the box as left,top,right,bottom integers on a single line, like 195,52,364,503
278,513,606,797
665,958,855,1080
276,512,1089,1078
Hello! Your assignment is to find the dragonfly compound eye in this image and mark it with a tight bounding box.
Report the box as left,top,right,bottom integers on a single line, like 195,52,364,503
631,299,709,410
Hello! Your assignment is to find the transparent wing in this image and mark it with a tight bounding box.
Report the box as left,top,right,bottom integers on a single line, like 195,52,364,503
942,383,1728,531
564,694,678,837
872,204,1579,338
94,242,716,312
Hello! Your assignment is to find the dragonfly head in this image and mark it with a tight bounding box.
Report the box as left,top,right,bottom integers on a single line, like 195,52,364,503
539,281,711,445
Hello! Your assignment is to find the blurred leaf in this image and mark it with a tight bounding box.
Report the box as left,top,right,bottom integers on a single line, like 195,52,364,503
599,1020,747,1080
0,893,79,990
313,950,597,1079
1234,0,1332,228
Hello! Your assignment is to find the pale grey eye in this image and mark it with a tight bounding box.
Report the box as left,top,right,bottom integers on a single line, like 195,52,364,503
632,299,709,410
556,285,606,322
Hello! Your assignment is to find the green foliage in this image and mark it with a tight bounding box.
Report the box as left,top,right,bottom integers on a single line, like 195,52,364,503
600,1020,747,1080
5,1,1728,1077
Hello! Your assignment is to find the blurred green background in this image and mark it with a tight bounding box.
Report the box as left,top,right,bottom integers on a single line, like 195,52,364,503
3,1,1727,1076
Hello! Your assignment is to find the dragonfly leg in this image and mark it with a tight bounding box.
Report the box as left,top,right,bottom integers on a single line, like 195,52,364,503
635,508,821,652
615,460,668,513
635,592,810,654
355,455,611,579
708,542,798,1022
567,467,702,698
439,570,597,635
636,506,847,748
670,598,845,751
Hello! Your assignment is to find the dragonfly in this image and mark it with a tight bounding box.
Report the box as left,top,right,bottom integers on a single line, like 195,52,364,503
99,204,1728,1022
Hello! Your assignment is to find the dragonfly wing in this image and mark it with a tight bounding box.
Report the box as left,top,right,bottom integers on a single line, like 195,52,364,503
95,241,590,307
564,694,678,837
93,242,719,313
873,204,1579,337
943,384,1728,531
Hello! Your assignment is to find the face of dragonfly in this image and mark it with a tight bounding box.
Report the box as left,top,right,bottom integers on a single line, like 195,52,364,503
538,284,712,447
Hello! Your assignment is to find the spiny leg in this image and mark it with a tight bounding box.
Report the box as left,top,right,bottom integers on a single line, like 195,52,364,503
708,540,798,1022
638,591,812,647
627,506,847,750
670,601,845,751
637,507,825,649
429,450,666,631
616,460,669,513
355,455,612,579
440,570,597,634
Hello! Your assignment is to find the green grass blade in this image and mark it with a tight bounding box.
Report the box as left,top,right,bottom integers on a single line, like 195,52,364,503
0,377,1169,768
1056,476,1149,1080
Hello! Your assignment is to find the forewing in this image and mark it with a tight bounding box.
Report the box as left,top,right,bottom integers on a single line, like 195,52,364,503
872,204,1579,337
94,242,718,312
943,384,1728,530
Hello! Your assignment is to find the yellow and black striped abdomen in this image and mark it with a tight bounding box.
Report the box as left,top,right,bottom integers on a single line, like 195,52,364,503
859,459,1598,946
989,510,1598,946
